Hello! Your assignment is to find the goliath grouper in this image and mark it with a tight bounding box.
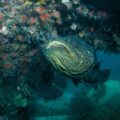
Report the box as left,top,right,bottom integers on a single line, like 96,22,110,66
43,36,110,87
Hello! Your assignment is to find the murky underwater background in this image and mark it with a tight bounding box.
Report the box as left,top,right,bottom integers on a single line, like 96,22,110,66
0,0,120,120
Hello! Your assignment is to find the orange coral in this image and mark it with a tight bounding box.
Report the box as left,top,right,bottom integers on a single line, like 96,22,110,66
0,13,4,20
35,7,46,14
30,17,36,25
39,13,50,21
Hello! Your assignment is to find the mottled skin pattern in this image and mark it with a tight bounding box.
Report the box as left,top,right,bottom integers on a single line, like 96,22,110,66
44,36,95,78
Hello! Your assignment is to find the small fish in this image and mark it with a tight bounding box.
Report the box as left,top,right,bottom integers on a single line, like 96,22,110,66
43,36,110,88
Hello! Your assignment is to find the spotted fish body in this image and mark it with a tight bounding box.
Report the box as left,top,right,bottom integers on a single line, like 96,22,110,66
43,36,110,86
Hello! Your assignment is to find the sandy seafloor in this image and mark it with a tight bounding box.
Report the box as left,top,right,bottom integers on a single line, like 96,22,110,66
30,51,120,120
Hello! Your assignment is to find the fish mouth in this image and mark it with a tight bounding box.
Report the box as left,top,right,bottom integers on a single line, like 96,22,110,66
46,40,70,50
46,40,75,58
